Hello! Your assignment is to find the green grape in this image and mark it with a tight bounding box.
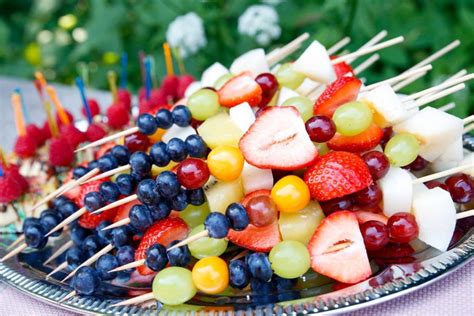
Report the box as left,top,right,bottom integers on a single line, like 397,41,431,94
275,63,305,90
187,89,220,121
282,96,313,122
269,240,310,279
214,73,234,89
333,101,373,136
179,202,210,228
384,133,420,167
152,267,196,305
188,224,228,259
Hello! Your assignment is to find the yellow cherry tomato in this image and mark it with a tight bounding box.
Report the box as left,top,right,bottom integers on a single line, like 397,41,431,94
191,256,229,294
207,146,244,181
271,175,310,213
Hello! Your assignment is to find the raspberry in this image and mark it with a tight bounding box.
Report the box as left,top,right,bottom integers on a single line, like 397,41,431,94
49,137,75,167
117,89,132,110
86,124,107,142
41,121,53,140
26,124,47,146
161,75,179,100
106,103,130,129
176,74,195,99
81,98,101,118
55,110,74,127
1,164,29,193
60,124,86,148
14,135,37,158
0,174,22,204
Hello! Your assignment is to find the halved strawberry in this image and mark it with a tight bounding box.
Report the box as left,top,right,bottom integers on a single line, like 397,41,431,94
75,179,109,207
239,106,318,170
304,151,372,201
308,211,371,284
135,217,189,275
78,208,118,229
331,58,354,78
227,190,282,252
354,210,388,225
327,124,383,152
314,76,362,118
218,73,262,107
114,200,138,222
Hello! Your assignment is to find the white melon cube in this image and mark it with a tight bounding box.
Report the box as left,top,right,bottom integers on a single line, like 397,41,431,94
162,125,196,143
363,84,407,127
378,167,413,217
431,136,464,172
184,81,203,98
201,62,229,88
229,102,255,133
296,78,320,96
241,162,274,194
277,87,299,106
293,41,336,84
230,49,269,77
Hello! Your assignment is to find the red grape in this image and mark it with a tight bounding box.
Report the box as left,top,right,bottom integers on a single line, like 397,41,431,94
176,158,210,189
124,132,150,153
425,180,448,191
380,127,393,148
387,212,419,243
255,73,279,107
445,173,474,203
405,155,429,172
246,195,277,227
320,196,353,216
362,151,390,180
360,220,389,251
353,184,382,207
305,115,336,142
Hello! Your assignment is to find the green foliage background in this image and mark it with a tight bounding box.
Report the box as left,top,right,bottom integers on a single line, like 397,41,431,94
0,0,473,117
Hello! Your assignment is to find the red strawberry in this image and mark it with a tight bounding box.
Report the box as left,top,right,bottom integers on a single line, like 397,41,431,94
304,151,372,201
106,103,130,129
81,98,101,118
0,174,23,203
95,142,115,160
308,211,371,284
135,217,189,275
76,180,108,207
327,124,383,152
353,210,388,225
55,110,74,127
14,135,37,158
239,106,318,170
78,207,117,229
26,124,47,146
227,190,282,252
314,76,362,118
60,124,86,148
49,137,75,167
330,57,354,78
117,89,132,110
114,200,138,222
86,124,107,142
218,73,262,107
176,75,195,99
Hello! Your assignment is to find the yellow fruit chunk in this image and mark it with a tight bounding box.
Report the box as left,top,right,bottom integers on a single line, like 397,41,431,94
197,112,244,149
205,178,244,213
278,200,325,244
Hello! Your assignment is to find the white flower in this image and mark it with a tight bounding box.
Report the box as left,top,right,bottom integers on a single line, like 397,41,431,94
238,5,281,46
166,12,207,58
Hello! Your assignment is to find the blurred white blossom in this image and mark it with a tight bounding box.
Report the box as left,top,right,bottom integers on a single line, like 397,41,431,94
238,5,281,46
166,12,207,58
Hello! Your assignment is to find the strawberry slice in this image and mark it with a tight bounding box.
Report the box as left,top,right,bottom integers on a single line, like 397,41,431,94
304,151,372,201
227,190,281,252
114,200,139,222
354,210,388,225
327,124,383,152
331,58,354,78
314,76,362,118
78,208,118,229
239,106,318,170
308,211,371,284
218,73,262,107
135,217,189,275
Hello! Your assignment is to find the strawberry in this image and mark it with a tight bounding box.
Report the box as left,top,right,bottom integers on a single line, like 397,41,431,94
330,57,354,78
106,103,130,129
314,76,362,118
239,106,318,170
26,124,47,146
14,135,37,158
176,74,195,99
76,179,108,207
307,211,371,284
218,73,262,107
135,217,189,275
95,142,116,160
327,124,383,152
81,98,101,118
114,200,138,222
353,210,388,225
78,207,117,229
49,137,75,167
0,173,23,204
86,124,107,142
227,190,282,252
304,151,372,201
60,124,86,148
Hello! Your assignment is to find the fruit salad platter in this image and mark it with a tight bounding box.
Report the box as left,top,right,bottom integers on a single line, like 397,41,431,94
0,31,473,315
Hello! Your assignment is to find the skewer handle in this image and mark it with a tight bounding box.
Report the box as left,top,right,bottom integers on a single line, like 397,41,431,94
167,230,209,251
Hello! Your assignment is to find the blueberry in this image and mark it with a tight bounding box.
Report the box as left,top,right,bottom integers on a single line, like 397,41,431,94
110,145,130,166
229,260,250,289
116,245,135,272
57,201,78,218
166,138,188,162
150,142,171,167
70,225,90,246
149,201,172,221
155,109,173,129
137,179,160,205
66,246,86,269
129,151,152,175
71,266,100,295
96,221,113,244
24,223,48,249
186,188,205,206
98,154,118,172
40,210,62,237
73,166,90,180
247,252,273,282
272,276,299,301
51,195,70,210
204,212,230,239
95,254,119,280
156,171,180,197
129,204,153,231
145,244,168,271
225,203,249,231
83,191,106,212
111,226,132,247
137,113,158,135
185,135,207,158
131,170,151,182
83,235,102,257
250,278,276,305
171,105,192,127
167,240,190,267
99,182,120,202
22,217,40,232
88,160,100,170
116,174,136,195
168,189,188,211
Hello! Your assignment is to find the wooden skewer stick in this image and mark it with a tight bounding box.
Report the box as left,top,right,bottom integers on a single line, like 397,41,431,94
327,36,351,55
84,165,131,184
331,36,404,64
404,74,474,101
464,124,474,134
62,244,114,282
109,259,145,273
438,102,456,112
353,54,380,75
102,218,130,230
46,261,68,279
362,65,432,91
267,33,310,66
91,194,138,215
456,209,474,220
462,115,474,125
45,207,87,237
43,240,74,266
413,163,474,184
407,83,466,110
59,290,77,303
393,70,429,91
75,127,139,153
109,292,155,307
7,235,25,250
167,230,209,251
343,30,387,64
0,243,27,262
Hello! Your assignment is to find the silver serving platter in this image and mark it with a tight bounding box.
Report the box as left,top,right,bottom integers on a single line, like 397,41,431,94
0,137,473,315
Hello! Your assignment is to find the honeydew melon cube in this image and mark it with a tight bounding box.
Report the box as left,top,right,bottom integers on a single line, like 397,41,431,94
162,125,196,143
201,62,229,88
205,178,244,213
229,102,255,133
378,166,413,217
293,41,336,84
184,81,203,98
197,112,244,149
230,49,269,77
277,87,299,106
431,137,464,172
278,201,325,245
362,84,407,128
241,162,273,194
296,78,320,96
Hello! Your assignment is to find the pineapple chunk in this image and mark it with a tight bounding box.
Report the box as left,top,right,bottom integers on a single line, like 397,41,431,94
278,201,325,245
197,112,244,149
205,178,244,213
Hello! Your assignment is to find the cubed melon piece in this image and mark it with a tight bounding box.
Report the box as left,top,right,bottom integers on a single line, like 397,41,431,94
201,62,229,88
278,201,325,245
431,136,464,172
197,112,244,149
293,41,336,84
296,78,320,96
230,49,269,77
277,87,299,106
229,102,255,133
184,81,203,98
378,166,413,217
362,84,407,128
162,125,196,143
241,162,273,194
205,178,244,213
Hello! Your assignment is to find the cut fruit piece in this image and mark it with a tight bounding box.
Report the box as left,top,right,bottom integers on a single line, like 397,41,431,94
229,102,255,133
277,87,300,106
377,167,413,217
354,210,388,225
332,60,354,78
431,136,463,172
296,78,320,96
308,211,371,284
279,200,325,245
227,220,281,252
393,107,463,162
412,187,456,251
304,151,372,201
239,106,318,170
184,81,203,98
218,73,262,108
201,62,229,88
162,125,196,143
362,84,406,128
327,124,383,153
197,112,244,149
293,41,336,84
314,76,362,118
230,49,269,77
205,177,244,213
241,162,273,194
